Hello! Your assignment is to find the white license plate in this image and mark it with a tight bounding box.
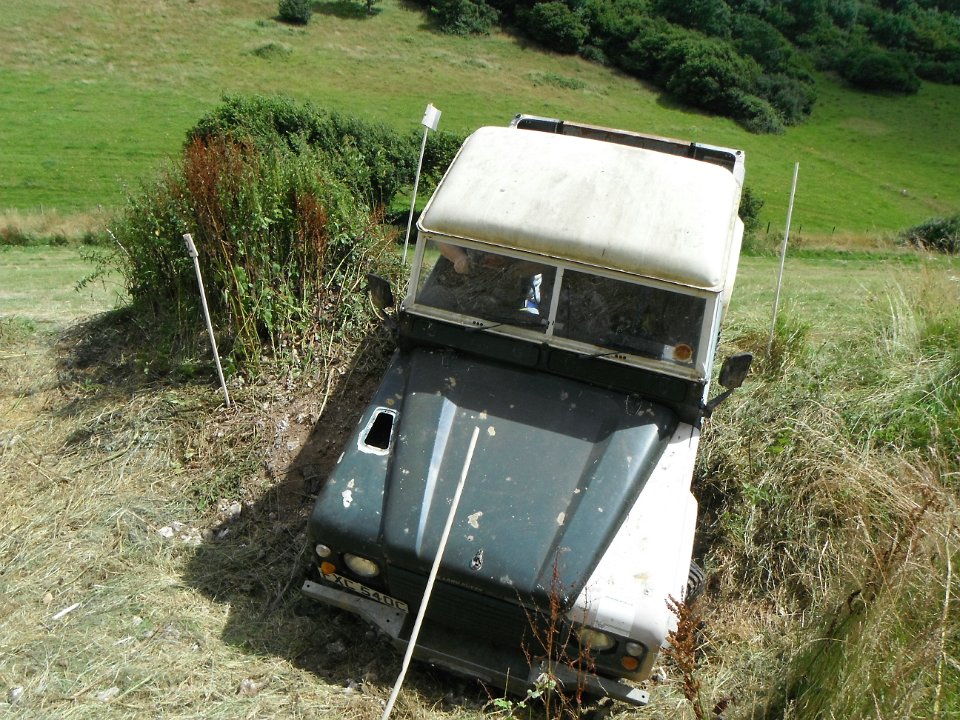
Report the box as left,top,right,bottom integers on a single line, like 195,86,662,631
323,572,409,612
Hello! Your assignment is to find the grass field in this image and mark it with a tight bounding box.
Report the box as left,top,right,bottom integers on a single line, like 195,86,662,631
2,246,957,719
2,1,960,716
2,0,960,235
0,247,122,327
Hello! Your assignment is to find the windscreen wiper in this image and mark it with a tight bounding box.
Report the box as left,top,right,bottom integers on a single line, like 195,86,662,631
466,321,506,333
579,348,625,360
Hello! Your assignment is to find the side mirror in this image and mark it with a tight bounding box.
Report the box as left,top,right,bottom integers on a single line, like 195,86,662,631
366,273,397,331
366,274,394,312
718,352,753,389
704,352,753,418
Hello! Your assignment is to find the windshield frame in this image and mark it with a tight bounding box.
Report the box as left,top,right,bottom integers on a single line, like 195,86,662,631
405,234,721,382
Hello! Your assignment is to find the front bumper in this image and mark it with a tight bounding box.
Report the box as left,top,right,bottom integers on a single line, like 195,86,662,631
301,579,650,707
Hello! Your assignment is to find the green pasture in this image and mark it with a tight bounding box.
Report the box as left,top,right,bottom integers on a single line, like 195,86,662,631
1,0,959,235
0,247,122,330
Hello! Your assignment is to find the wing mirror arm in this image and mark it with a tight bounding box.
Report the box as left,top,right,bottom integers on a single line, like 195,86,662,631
366,273,397,331
703,352,753,418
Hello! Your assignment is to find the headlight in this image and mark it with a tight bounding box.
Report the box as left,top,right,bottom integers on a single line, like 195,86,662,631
576,627,616,652
625,641,645,657
343,553,380,578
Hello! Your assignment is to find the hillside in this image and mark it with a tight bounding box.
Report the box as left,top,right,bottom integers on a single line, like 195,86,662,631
2,0,960,236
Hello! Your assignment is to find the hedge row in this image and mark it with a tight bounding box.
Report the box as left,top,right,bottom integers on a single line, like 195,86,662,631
107,96,465,373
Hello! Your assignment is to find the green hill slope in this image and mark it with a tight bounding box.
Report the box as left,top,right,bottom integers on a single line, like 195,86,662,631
2,0,959,235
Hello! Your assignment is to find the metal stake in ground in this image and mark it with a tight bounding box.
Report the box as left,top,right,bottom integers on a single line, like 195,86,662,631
380,425,480,720
183,233,231,408
768,162,800,358
402,103,441,265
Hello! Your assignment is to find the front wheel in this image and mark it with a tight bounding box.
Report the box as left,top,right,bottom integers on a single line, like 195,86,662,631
685,561,705,603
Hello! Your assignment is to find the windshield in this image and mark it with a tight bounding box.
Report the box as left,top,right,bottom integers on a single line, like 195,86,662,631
554,269,705,364
413,238,707,368
416,239,556,331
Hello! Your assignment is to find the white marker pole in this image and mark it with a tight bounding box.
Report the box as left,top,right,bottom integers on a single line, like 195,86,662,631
767,162,800,357
183,233,232,408
402,103,441,265
381,425,480,720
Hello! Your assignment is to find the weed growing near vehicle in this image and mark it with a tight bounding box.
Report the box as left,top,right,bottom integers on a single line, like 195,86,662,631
662,598,706,720
106,134,398,374
99,96,474,376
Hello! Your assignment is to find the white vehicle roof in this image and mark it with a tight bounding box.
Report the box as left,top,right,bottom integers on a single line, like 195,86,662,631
418,126,743,291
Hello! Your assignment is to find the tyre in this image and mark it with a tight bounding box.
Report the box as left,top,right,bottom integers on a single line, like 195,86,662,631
685,561,705,603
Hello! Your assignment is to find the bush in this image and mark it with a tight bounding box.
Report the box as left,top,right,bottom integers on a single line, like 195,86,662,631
755,72,817,124
739,185,765,236
0,226,37,246
653,0,732,39
278,0,311,24
727,90,785,133
110,137,398,371
900,214,960,254
918,59,960,83
189,95,419,209
839,45,921,93
861,6,915,50
580,0,650,58
421,128,468,190
619,16,684,78
106,97,472,373
731,13,796,73
430,0,500,35
519,2,589,54
661,36,759,109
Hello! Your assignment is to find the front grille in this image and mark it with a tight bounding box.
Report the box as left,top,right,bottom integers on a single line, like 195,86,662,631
388,566,539,647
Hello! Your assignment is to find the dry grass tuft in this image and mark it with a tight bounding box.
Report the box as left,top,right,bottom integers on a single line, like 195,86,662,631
0,209,109,245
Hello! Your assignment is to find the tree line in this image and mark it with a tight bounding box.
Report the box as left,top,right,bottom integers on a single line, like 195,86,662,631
420,0,960,133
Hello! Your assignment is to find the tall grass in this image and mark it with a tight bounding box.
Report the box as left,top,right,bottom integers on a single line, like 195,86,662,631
694,267,960,719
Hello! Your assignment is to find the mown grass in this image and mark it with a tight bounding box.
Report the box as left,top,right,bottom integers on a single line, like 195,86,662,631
2,247,958,719
0,246,122,329
2,0,960,236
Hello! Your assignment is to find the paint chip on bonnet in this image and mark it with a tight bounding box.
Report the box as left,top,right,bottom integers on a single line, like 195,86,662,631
487,426,496,437
341,480,356,508
467,511,483,529
557,512,566,526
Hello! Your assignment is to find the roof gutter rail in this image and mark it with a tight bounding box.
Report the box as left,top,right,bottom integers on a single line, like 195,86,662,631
511,113,744,184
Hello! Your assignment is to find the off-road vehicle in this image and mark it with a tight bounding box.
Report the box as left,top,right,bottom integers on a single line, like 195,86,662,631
301,114,751,706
